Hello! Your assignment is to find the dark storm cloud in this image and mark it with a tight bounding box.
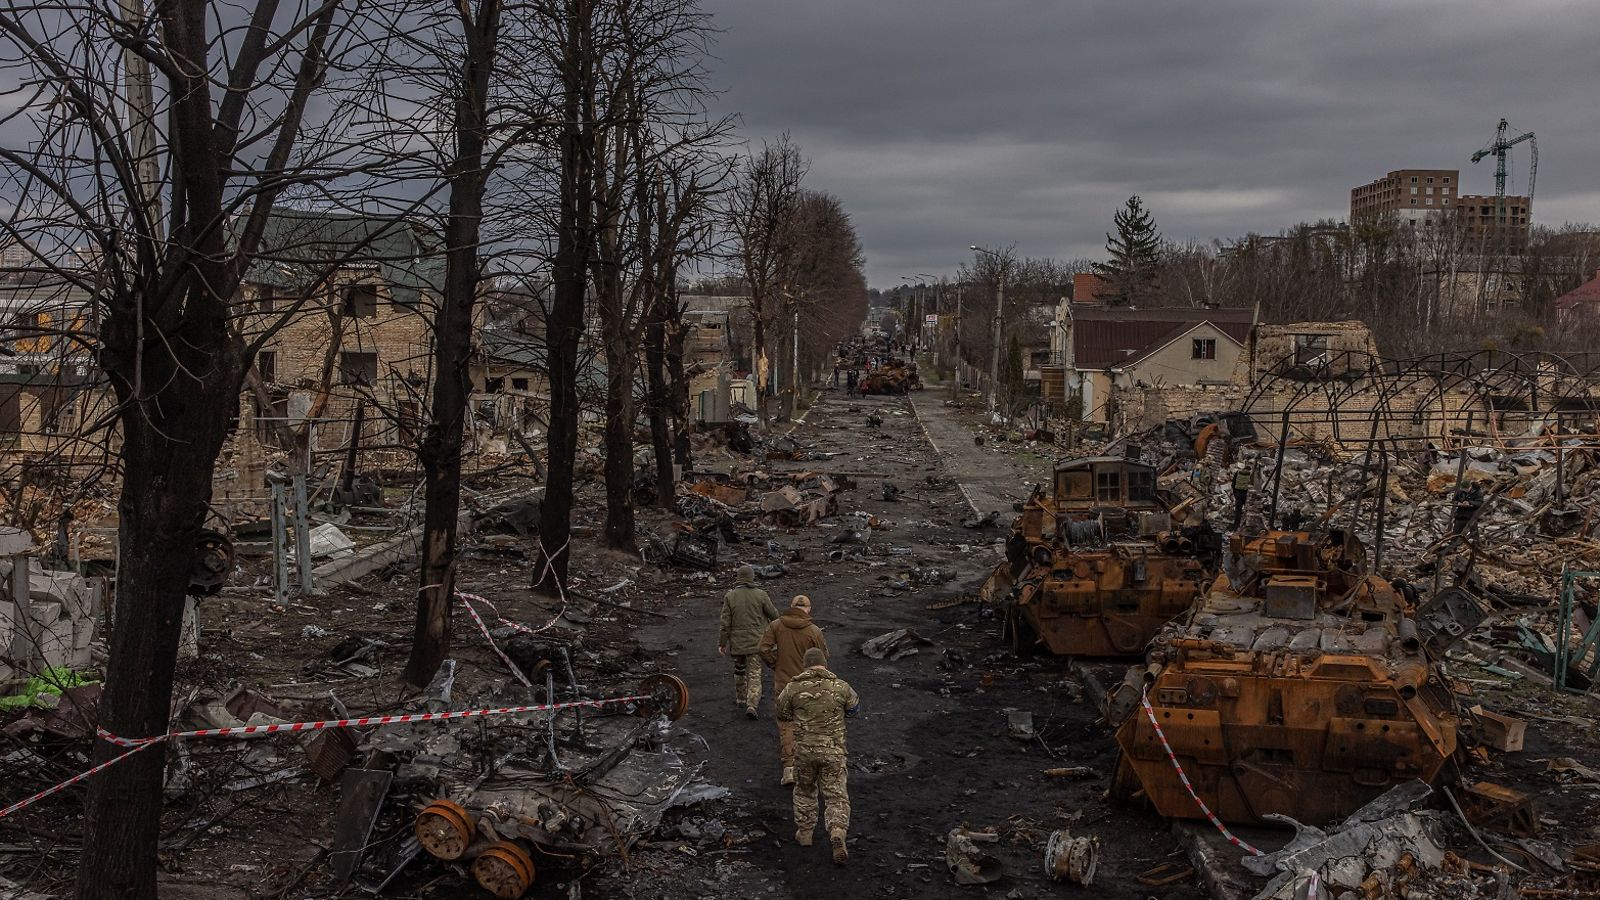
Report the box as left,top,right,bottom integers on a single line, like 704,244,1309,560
701,0,1600,285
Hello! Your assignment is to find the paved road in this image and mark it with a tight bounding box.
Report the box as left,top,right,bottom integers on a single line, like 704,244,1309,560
910,391,1052,518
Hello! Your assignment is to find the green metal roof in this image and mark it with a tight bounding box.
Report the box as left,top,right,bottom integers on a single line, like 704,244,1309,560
247,210,442,306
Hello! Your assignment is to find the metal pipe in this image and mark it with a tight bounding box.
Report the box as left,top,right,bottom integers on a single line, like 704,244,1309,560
1373,446,1389,573
1266,409,1291,527
293,473,314,596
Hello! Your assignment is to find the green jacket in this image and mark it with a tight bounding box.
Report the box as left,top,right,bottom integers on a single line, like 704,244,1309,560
776,667,860,757
719,585,779,655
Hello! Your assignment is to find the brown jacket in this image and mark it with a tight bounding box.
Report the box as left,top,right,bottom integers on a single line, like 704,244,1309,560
758,609,828,689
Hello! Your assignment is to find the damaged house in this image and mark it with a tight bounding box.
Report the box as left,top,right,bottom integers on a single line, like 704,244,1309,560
1045,304,1255,426
230,211,447,492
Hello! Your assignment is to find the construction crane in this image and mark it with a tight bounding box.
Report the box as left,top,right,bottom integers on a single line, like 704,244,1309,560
1470,118,1537,225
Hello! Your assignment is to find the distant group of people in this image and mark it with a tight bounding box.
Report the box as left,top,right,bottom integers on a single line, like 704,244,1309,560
717,565,858,864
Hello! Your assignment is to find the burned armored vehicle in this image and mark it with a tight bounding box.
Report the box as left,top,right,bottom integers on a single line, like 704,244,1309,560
1108,530,1460,826
859,358,921,395
988,456,1219,657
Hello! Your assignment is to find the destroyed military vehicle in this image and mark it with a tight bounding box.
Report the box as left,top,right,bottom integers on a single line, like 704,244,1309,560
986,456,1219,657
858,358,921,395
1106,529,1461,826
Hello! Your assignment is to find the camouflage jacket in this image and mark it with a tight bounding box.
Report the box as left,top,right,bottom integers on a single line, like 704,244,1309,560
776,667,860,757
719,586,779,655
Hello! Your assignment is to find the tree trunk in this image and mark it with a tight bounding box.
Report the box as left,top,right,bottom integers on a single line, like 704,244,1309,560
665,315,692,471
644,300,674,507
536,1,591,596
753,302,769,428
403,0,497,688
599,322,636,549
79,343,242,900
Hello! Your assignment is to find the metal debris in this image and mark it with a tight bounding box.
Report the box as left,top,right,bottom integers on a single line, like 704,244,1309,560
1043,828,1099,886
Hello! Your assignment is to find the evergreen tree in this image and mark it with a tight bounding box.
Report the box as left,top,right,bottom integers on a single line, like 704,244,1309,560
1094,195,1164,305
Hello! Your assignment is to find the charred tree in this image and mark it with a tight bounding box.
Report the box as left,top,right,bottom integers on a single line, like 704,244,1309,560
725,136,806,430
0,0,354,893
536,0,596,594
404,0,502,688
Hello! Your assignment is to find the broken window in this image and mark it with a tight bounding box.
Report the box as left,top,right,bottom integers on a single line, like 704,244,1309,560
511,377,529,391
1128,468,1156,503
341,284,379,318
485,376,504,393
339,350,378,385
256,391,289,446
1095,468,1122,504
255,283,279,313
1192,338,1216,360
256,350,277,384
1292,334,1330,367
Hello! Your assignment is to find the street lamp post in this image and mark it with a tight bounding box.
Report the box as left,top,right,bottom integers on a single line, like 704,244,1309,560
903,272,940,360
970,245,1008,414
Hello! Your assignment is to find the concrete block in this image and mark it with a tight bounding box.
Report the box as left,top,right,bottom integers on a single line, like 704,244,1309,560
0,528,34,556
39,612,82,670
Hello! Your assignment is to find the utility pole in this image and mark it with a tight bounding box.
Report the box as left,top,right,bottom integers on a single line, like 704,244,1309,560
950,281,963,400
970,245,1009,414
791,308,800,411
989,270,1005,414
120,0,161,240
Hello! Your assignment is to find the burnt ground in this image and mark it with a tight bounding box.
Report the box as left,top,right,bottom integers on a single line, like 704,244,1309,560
7,381,1600,899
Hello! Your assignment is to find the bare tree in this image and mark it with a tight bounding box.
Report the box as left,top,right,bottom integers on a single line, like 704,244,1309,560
775,190,867,394
725,135,806,429
399,0,518,687
586,0,728,550
535,0,598,594
0,0,379,893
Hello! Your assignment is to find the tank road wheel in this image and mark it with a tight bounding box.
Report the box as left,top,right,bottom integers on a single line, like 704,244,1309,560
1005,607,1039,657
639,673,690,721
473,840,536,899
415,799,474,860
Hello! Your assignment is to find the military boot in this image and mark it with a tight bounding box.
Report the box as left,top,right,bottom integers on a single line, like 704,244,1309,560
830,831,848,864
795,828,813,847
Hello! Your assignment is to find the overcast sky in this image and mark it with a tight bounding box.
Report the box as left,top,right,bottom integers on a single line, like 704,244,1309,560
700,0,1600,287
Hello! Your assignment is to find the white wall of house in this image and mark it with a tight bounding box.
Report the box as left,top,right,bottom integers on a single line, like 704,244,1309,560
1117,322,1241,388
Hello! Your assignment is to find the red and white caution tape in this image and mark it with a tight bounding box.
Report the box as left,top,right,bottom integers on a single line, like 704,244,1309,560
0,741,161,819
7,541,589,820
452,535,573,687
456,590,535,688
1139,688,1263,857
0,694,646,820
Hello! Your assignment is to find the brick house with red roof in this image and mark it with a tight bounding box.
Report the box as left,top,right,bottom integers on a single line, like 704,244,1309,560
1554,268,1600,320
1049,304,1255,422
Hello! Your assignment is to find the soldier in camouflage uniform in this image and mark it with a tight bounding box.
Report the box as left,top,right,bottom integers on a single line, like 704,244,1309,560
718,565,780,718
776,647,860,864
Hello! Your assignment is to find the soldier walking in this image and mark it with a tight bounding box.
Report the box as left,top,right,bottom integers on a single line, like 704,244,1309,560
758,595,829,785
718,565,779,718
1230,464,1253,530
777,648,860,864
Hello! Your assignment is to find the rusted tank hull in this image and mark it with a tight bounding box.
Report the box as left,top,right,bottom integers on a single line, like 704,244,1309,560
1012,560,1205,657
1111,646,1457,825
1109,532,1459,826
